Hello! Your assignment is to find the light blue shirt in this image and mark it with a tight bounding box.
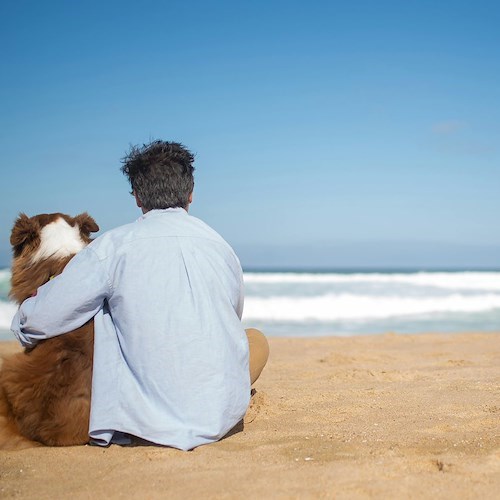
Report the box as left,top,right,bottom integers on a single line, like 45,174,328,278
11,208,250,450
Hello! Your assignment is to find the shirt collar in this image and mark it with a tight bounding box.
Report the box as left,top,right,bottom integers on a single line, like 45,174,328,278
138,207,188,221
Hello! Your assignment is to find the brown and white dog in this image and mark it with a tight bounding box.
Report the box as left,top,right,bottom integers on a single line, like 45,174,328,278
0,212,99,449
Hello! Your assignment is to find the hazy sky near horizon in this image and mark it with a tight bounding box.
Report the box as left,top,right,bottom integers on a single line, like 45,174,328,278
1,0,499,268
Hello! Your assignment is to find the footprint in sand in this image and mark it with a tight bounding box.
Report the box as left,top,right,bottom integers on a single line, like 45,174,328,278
244,389,269,424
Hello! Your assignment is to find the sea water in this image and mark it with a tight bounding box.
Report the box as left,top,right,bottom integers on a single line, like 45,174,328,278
0,268,499,340
241,270,500,336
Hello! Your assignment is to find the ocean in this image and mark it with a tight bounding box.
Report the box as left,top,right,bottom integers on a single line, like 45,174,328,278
1,268,499,340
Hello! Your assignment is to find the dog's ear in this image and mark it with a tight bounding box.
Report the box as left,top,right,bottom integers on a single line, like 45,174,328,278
10,213,40,254
74,213,99,237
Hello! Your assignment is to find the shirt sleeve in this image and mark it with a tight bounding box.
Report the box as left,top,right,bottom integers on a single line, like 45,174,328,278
10,246,112,348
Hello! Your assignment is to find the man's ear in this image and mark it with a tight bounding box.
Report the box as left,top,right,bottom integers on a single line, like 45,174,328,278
10,213,39,255
74,213,99,236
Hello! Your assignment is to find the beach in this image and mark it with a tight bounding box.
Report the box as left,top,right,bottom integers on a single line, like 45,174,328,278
1,332,499,499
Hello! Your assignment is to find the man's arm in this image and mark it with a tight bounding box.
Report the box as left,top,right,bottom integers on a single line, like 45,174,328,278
11,246,112,347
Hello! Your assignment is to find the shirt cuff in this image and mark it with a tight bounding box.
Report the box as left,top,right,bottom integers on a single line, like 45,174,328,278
10,297,43,348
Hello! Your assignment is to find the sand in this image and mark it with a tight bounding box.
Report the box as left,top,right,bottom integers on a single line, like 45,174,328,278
0,332,499,499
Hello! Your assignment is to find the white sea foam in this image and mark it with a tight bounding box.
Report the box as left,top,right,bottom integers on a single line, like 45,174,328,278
0,269,11,282
242,293,500,322
0,301,16,329
243,272,500,291
0,269,15,331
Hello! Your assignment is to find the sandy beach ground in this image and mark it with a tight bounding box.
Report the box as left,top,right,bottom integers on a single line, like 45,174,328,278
1,332,499,499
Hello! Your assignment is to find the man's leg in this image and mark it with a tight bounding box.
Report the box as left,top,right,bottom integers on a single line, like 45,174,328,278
246,328,269,385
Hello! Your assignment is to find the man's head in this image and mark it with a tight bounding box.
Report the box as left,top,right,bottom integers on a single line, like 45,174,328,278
121,140,195,212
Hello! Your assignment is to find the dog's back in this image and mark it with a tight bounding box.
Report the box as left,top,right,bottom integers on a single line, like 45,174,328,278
0,212,98,449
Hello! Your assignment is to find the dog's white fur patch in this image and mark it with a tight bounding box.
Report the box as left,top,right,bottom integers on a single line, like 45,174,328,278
31,218,86,263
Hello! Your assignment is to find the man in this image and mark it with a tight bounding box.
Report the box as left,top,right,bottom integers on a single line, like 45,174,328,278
11,140,268,450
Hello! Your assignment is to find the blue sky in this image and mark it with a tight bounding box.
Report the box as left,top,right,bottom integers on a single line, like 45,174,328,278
1,0,499,268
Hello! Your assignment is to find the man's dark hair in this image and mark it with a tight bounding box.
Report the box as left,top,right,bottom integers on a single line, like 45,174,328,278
121,140,195,210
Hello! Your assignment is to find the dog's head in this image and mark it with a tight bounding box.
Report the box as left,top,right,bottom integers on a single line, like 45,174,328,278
10,213,99,304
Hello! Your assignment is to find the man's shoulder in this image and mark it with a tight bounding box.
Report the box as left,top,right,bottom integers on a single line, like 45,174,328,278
85,221,133,258
186,214,242,258
183,213,228,243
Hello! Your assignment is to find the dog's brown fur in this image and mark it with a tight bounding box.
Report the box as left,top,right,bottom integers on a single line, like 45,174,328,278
0,213,99,449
